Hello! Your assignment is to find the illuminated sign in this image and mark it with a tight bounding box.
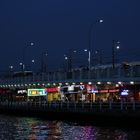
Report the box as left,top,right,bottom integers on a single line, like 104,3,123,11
108,89,119,93
28,89,47,96
46,87,58,93
17,90,27,94
68,85,74,91
99,90,108,93
121,90,129,96
87,85,98,93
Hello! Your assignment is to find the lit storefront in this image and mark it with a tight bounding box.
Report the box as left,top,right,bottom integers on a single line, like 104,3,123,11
60,85,86,102
16,89,27,101
120,84,140,102
46,87,61,102
96,89,120,102
0,88,15,101
86,84,98,102
27,89,47,102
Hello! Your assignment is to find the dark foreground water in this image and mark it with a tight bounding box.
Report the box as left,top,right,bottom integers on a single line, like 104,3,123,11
0,115,140,140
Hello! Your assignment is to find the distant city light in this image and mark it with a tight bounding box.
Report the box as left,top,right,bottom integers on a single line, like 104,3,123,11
116,46,120,49
99,19,103,23
31,59,35,63
30,42,34,46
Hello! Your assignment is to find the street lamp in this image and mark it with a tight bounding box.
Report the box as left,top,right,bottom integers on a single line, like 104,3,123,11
19,62,25,71
41,51,48,73
22,42,35,71
95,50,102,65
112,40,120,69
88,19,103,71
66,49,77,72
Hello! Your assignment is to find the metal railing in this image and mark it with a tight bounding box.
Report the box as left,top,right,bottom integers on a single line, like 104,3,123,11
0,101,140,112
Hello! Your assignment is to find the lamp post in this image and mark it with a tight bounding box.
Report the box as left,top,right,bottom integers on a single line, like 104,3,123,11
95,50,102,65
64,54,68,71
112,40,120,69
66,49,77,72
22,42,34,71
88,19,103,70
41,51,48,73
19,62,25,71
9,65,14,77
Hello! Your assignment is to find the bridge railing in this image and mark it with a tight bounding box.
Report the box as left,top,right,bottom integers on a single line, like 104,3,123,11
0,101,140,112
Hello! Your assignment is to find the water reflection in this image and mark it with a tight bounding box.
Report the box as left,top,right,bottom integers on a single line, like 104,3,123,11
0,114,139,140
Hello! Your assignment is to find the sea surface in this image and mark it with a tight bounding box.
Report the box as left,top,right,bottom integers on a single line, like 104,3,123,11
0,114,140,140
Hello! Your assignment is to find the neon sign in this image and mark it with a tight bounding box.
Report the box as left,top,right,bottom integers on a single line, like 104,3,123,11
121,90,129,96
46,87,58,93
28,89,47,96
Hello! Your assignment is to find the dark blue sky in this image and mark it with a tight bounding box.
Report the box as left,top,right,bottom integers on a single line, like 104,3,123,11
0,0,140,71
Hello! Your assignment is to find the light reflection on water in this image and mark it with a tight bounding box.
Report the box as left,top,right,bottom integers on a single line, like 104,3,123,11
0,114,139,140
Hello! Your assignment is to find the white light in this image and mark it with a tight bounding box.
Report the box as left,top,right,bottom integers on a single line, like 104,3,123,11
116,84,119,87
65,83,69,85
84,49,88,52
88,82,92,85
19,62,23,65
116,46,120,49
99,19,103,23
32,59,35,63
47,83,50,86
53,83,56,86
38,83,40,85
97,82,101,85
9,65,13,69
59,83,62,86
130,81,134,85
72,83,75,85
107,82,111,84
118,82,122,85
30,42,34,46
80,82,83,85
65,57,68,60
73,50,77,53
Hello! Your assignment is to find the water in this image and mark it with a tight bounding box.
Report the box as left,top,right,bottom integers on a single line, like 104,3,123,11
0,114,139,140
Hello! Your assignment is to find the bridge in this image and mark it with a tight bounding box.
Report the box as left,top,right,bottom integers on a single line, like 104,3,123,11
0,62,140,87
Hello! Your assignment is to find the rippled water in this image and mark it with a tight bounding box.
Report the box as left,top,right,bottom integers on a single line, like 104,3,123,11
0,114,139,140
